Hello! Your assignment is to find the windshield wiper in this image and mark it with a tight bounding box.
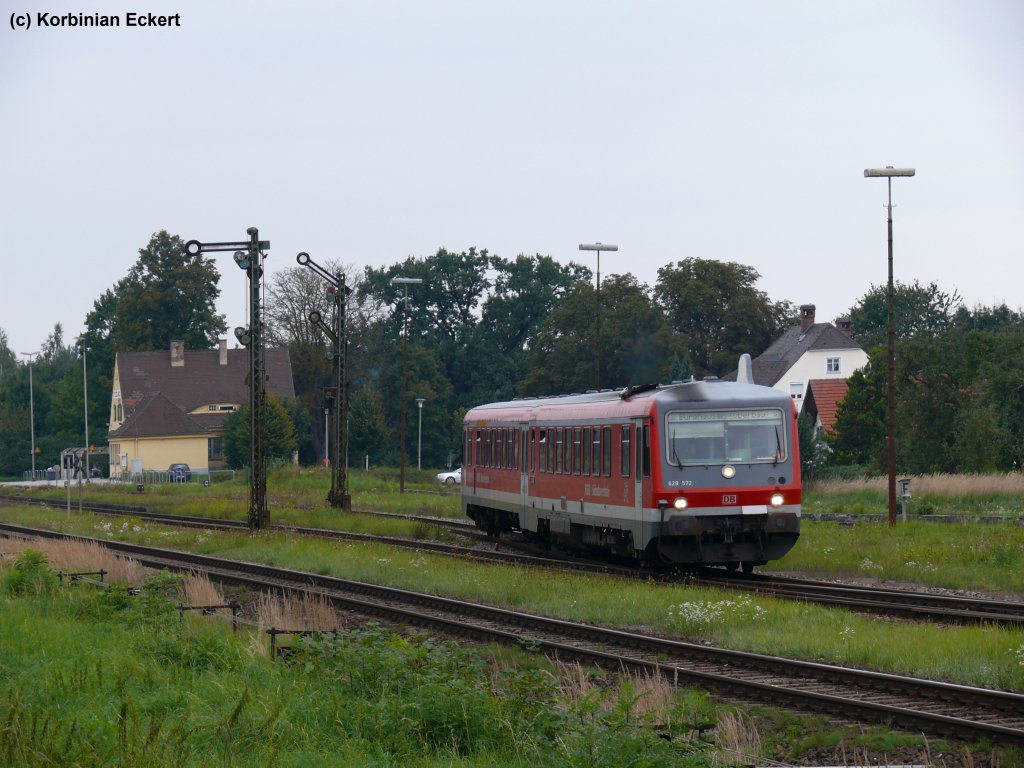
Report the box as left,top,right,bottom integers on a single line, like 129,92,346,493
670,440,682,468
773,426,782,467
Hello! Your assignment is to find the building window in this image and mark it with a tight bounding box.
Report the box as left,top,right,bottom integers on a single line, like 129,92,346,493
789,382,804,401
827,357,841,374
208,438,224,461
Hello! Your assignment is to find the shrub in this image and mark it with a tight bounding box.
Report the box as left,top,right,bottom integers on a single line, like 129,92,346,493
2,549,59,596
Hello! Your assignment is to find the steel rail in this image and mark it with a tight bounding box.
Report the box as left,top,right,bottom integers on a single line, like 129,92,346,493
3,495,1022,626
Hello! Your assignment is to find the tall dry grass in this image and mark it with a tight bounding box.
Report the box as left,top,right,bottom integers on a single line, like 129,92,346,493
254,590,343,634
710,710,762,767
811,472,1024,496
0,536,148,584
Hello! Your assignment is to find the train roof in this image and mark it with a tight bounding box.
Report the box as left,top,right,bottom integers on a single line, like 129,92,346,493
464,379,791,422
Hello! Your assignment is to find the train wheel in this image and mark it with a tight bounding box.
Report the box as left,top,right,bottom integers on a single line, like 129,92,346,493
741,561,754,574
725,561,739,572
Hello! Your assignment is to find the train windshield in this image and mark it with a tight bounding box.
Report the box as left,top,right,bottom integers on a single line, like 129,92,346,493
665,408,786,465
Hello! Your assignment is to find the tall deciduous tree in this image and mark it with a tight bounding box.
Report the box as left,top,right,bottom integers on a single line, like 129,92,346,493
848,279,961,351
0,328,18,380
654,258,793,377
521,274,684,396
84,230,226,355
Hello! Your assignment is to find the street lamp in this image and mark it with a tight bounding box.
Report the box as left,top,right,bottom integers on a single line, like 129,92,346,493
81,343,90,481
21,351,39,478
864,166,915,527
579,242,618,389
391,276,424,492
416,397,425,470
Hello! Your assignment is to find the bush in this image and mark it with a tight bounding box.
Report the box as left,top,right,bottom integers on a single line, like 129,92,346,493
2,549,59,596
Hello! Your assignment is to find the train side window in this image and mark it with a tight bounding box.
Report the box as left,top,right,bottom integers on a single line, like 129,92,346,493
621,426,631,477
573,428,582,475
539,430,547,473
527,430,533,473
603,426,612,476
555,428,564,474
583,428,591,475
547,428,555,473
475,430,482,466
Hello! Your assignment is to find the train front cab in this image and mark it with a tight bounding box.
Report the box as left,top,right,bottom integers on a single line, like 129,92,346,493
645,394,802,570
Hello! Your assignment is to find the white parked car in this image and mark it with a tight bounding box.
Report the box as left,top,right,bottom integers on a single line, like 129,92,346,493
436,467,461,486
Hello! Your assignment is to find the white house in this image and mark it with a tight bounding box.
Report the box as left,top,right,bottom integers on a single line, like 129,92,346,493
746,305,867,413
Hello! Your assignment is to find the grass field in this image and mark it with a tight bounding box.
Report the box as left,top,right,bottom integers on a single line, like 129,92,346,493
2,468,1022,766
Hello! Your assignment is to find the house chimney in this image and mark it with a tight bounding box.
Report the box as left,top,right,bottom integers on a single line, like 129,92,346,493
836,316,853,337
799,304,816,334
170,340,185,367
219,338,228,365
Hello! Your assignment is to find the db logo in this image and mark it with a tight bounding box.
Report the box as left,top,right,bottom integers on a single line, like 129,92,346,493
722,494,738,505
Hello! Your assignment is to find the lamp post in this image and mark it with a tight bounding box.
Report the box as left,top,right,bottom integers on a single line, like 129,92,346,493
391,276,423,492
864,166,915,527
416,397,425,470
21,351,39,478
578,242,617,389
81,343,90,481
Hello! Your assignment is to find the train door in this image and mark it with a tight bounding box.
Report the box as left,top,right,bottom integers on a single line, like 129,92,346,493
634,420,649,515
520,426,530,510
633,422,643,515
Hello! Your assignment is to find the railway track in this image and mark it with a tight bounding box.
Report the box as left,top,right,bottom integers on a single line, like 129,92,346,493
2,494,1022,626
1,520,1022,747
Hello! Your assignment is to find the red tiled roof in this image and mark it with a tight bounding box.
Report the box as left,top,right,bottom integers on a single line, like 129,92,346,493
804,379,850,434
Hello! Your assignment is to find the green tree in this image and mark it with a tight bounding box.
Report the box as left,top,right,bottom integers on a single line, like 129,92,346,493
797,411,827,480
222,395,299,469
348,387,393,467
0,329,16,381
521,274,684,396
654,258,794,377
828,352,887,469
83,230,226,355
848,279,961,351
462,254,589,404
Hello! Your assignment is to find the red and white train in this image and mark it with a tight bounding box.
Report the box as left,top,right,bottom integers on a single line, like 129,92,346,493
462,369,802,570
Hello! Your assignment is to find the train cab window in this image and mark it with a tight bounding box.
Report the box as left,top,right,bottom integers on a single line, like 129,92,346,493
555,428,564,474
573,428,582,475
621,426,631,477
603,426,612,476
665,409,786,465
583,428,591,475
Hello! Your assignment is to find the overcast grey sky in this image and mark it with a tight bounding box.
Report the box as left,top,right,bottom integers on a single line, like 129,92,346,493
2,0,1021,357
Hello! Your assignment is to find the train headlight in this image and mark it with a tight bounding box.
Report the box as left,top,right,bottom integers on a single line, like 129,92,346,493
673,497,688,511
770,493,784,507
721,465,736,479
